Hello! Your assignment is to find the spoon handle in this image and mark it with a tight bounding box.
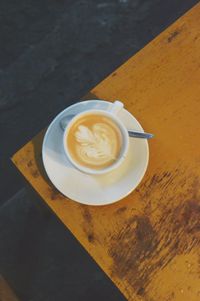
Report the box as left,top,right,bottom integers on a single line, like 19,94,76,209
60,116,154,139
128,131,154,139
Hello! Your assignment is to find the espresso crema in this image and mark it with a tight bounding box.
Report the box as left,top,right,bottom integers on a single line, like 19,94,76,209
67,114,122,170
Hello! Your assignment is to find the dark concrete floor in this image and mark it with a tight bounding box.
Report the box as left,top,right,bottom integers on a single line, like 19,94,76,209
0,188,127,300
0,0,198,300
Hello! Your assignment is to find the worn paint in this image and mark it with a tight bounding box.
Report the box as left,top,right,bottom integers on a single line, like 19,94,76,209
12,4,200,301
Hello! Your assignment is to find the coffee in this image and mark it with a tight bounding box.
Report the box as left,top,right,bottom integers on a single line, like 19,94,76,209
67,114,122,170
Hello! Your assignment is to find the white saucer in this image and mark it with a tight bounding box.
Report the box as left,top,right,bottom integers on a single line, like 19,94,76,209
42,100,149,206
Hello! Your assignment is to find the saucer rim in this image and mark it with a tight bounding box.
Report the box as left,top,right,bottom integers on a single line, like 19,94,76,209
42,100,149,206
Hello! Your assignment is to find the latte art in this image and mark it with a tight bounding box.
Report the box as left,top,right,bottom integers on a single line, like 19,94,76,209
75,123,117,165
67,114,122,170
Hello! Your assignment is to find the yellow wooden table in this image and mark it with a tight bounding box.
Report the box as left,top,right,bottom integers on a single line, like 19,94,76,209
0,275,19,301
12,3,200,301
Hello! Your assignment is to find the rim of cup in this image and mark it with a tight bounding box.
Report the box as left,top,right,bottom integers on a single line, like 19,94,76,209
63,109,129,175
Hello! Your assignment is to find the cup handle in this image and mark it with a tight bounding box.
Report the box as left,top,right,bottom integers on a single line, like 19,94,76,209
108,100,124,115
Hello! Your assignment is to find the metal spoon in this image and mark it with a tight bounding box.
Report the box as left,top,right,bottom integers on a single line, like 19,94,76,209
60,115,154,139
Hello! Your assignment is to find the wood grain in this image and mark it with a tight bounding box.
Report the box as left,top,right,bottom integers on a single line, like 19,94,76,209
12,4,200,301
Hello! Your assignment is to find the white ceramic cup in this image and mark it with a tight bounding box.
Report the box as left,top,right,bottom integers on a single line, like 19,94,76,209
63,100,129,175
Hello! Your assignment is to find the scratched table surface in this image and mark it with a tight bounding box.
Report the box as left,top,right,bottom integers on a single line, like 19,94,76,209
12,3,200,301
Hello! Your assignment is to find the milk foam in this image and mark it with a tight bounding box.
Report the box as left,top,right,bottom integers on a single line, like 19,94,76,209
74,123,118,166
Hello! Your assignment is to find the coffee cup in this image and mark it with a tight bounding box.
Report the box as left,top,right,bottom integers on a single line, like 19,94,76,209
63,101,129,175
